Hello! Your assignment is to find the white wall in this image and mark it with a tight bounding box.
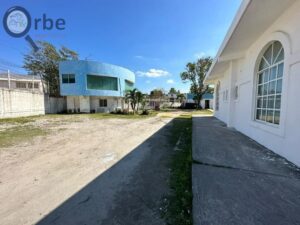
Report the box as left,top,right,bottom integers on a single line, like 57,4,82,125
66,96,80,113
90,96,122,113
66,96,122,113
214,1,300,166
44,96,66,114
0,88,45,118
214,67,230,123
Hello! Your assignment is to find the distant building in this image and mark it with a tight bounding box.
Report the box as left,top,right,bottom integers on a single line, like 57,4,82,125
167,93,177,103
0,73,43,92
184,93,214,109
59,60,135,113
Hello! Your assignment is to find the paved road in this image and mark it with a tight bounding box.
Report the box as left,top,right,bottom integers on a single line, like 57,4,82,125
192,116,300,225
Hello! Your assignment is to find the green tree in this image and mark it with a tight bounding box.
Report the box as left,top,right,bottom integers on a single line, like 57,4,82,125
140,94,149,111
169,87,177,94
136,91,145,112
150,89,164,99
177,93,186,103
125,88,138,114
180,57,212,109
150,89,164,110
125,89,146,114
23,41,78,97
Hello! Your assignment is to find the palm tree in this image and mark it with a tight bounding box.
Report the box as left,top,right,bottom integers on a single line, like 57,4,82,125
124,93,130,113
136,91,145,113
125,88,138,114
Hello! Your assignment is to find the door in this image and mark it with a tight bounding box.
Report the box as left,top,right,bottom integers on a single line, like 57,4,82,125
205,100,210,109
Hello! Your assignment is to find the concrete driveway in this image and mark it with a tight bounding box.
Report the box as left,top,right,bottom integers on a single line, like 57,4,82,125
192,116,300,225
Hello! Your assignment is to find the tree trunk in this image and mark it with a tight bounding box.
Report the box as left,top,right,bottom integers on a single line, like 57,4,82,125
131,103,134,114
196,95,202,109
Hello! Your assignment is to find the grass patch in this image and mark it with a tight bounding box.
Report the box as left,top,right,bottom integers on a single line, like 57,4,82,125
0,111,159,126
159,108,178,112
86,111,158,120
191,109,213,115
0,126,47,148
159,115,174,119
0,114,74,125
0,116,36,124
162,114,193,225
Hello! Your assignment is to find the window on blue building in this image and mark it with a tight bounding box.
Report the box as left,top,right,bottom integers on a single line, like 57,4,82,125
62,74,75,84
125,80,134,91
87,75,118,91
99,99,107,107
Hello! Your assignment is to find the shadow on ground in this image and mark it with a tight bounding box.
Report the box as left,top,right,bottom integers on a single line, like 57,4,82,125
192,116,300,225
36,119,175,225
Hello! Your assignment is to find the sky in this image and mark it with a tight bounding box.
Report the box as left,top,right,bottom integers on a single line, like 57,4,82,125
0,0,241,94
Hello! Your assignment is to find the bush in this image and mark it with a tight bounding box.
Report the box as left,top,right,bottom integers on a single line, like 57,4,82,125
122,109,129,114
141,109,149,115
181,103,196,109
115,108,124,114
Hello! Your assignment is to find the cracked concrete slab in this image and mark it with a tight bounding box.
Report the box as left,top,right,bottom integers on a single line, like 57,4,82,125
192,116,300,225
193,164,300,225
192,117,300,177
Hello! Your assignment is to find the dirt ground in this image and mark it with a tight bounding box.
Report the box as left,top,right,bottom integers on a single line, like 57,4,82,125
0,113,178,225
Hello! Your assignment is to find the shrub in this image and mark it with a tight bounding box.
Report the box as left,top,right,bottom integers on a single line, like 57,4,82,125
141,109,149,115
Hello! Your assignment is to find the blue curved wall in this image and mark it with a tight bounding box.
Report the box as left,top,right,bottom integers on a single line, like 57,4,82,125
59,60,135,97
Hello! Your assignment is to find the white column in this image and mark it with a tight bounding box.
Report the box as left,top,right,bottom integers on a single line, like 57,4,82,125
227,60,238,127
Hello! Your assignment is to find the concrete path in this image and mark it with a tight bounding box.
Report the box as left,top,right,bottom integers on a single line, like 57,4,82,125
192,116,300,225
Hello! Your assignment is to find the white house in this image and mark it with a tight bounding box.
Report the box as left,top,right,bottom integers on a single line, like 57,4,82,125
184,93,214,109
0,73,43,92
205,0,300,166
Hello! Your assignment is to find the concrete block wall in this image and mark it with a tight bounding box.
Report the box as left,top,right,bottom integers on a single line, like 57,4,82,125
44,96,67,114
0,88,45,118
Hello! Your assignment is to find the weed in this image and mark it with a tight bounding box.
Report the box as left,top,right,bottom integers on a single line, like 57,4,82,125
162,115,193,225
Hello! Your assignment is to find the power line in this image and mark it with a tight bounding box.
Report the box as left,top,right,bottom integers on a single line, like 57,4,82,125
0,62,23,69
0,66,25,74
0,38,26,54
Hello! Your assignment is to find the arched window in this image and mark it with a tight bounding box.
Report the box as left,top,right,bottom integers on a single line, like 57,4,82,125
255,41,284,125
215,81,220,111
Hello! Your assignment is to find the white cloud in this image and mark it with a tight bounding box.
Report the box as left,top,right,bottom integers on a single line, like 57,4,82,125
134,55,144,59
194,49,217,59
136,69,170,78
134,55,159,61
166,79,175,84
194,52,206,59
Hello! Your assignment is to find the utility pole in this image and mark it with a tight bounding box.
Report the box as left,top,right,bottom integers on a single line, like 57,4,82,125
7,70,11,89
32,75,34,91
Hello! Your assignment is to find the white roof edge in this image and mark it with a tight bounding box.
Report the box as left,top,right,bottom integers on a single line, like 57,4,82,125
204,0,251,83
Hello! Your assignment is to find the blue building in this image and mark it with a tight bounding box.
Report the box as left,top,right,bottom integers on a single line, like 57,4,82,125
59,60,135,113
